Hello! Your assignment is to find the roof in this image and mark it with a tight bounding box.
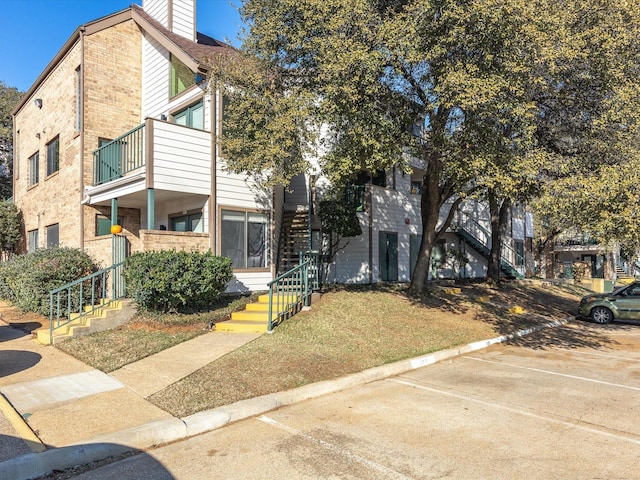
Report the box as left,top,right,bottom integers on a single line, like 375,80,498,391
13,4,233,115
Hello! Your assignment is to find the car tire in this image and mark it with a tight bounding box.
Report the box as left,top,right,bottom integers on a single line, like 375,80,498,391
591,306,613,324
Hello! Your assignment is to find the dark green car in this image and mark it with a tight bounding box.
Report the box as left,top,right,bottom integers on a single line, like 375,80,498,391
579,282,640,324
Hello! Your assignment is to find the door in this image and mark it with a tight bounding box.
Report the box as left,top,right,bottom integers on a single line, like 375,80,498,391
379,232,398,282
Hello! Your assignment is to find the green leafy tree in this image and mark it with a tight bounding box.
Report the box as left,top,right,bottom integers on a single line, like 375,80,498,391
212,0,640,292
0,200,21,254
317,194,363,284
0,82,23,199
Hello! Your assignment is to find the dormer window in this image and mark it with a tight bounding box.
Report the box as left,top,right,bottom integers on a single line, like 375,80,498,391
170,54,195,97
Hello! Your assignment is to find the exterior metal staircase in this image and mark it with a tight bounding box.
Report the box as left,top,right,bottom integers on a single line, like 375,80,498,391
216,253,319,334
453,210,524,280
277,210,310,274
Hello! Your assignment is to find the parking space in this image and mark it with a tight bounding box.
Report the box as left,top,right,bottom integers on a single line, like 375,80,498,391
72,321,640,479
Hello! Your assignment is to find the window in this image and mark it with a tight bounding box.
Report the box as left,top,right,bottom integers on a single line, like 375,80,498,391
173,101,203,129
514,240,525,266
28,229,38,253
169,211,203,232
28,152,39,186
46,136,59,176
95,214,124,236
46,224,59,248
221,210,268,269
170,54,195,97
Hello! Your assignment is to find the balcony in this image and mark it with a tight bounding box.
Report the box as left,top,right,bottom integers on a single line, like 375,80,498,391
87,119,212,205
93,124,145,186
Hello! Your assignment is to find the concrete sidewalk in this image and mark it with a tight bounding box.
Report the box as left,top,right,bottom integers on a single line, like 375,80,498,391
0,322,260,475
0,314,569,480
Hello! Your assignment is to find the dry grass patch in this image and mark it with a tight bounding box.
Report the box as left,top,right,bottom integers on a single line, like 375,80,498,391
56,293,259,372
148,281,585,417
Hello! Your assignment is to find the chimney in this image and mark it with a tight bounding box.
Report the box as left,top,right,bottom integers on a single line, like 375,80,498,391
142,0,196,41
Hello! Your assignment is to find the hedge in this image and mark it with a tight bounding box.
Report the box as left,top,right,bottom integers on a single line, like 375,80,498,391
123,250,233,313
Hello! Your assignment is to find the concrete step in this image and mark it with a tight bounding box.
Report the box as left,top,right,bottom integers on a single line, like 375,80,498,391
37,299,136,345
215,320,270,334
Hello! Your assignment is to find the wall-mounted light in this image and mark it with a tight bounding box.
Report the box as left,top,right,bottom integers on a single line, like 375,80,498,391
160,114,167,121
34,98,43,109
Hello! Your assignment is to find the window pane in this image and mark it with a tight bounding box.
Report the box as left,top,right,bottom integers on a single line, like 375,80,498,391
96,216,111,236
190,213,203,233
190,102,204,129
29,153,39,186
247,214,267,268
173,110,188,126
171,215,188,232
46,224,59,248
28,230,38,253
221,211,245,268
170,54,195,97
47,137,59,176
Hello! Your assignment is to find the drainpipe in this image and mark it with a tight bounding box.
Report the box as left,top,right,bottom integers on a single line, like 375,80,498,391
368,184,373,284
210,83,217,253
308,174,312,252
79,27,85,249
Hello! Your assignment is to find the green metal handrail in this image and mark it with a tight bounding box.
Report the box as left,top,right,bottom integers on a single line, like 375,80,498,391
456,209,525,275
267,251,319,332
93,123,145,185
48,262,125,344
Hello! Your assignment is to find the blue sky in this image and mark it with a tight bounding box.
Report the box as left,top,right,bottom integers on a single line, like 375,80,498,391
0,0,244,92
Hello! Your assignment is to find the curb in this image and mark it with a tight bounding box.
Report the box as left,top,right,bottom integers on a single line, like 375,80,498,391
0,317,570,479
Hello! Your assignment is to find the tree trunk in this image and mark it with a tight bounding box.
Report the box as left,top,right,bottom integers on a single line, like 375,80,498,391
408,164,449,295
487,192,511,285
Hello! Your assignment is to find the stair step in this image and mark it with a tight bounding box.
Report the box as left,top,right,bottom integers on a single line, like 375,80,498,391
215,320,269,334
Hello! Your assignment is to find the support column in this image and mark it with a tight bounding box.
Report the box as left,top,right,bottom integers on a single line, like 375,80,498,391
111,198,118,226
147,188,155,229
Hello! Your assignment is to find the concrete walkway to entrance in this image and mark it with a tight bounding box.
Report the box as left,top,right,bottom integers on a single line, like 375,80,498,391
0,323,259,461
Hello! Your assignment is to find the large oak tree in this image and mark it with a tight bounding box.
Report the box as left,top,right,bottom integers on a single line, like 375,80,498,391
212,0,640,292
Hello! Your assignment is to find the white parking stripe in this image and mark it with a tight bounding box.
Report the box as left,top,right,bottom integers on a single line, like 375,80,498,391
554,348,640,362
258,415,414,480
462,357,640,390
391,379,640,446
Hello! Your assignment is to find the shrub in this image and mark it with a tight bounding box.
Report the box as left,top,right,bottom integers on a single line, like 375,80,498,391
0,247,98,315
123,250,233,313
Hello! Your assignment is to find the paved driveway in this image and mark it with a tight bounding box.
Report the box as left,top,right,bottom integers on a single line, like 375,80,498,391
70,321,640,479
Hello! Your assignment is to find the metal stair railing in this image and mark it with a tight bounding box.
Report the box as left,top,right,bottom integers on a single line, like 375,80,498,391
48,262,125,344
454,209,525,279
267,251,319,333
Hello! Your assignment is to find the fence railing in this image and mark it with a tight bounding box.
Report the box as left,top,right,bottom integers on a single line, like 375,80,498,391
48,262,125,344
267,251,319,332
93,123,145,185
455,209,525,278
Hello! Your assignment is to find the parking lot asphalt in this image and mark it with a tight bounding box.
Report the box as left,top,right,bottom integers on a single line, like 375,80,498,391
47,320,640,479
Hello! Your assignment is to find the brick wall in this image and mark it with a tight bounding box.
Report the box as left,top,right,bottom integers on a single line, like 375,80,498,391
140,230,210,253
13,18,144,255
13,42,83,250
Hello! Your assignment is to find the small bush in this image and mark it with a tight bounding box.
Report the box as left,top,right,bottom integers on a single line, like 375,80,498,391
123,250,233,313
0,247,98,315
